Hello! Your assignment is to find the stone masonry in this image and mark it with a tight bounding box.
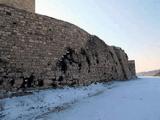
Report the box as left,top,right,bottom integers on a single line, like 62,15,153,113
0,0,35,12
0,4,136,93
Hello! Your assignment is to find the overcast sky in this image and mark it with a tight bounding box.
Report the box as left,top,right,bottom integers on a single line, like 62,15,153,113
36,0,160,72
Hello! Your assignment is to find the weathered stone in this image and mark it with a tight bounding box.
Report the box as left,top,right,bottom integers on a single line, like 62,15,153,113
108,46,124,80
0,0,35,12
14,78,23,88
43,79,53,87
0,5,136,93
113,47,132,80
128,60,137,78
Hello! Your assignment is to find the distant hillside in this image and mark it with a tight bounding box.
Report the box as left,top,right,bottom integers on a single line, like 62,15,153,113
155,72,160,76
138,69,160,76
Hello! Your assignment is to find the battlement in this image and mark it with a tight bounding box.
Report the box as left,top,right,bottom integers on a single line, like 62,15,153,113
0,0,35,12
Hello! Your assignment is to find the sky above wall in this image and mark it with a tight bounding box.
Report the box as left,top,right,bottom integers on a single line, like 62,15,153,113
36,0,160,72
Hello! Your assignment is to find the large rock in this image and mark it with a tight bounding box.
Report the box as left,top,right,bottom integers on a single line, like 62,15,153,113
0,4,136,93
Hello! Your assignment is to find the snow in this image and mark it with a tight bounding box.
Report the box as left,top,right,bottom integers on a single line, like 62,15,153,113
1,77,160,120
0,82,112,120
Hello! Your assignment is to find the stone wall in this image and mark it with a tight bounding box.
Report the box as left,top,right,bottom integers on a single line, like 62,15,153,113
128,60,136,78
0,0,35,12
0,5,136,93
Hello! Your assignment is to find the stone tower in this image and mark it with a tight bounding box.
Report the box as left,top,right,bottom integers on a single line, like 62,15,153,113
0,0,35,12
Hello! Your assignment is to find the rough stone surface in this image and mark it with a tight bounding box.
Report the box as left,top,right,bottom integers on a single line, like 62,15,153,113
0,0,35,12
128,60,136,78
0,5,136,93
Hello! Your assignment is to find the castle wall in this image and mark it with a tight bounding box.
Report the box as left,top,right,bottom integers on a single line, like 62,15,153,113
0,0,35,12
128,60,136,78
0,5,136,94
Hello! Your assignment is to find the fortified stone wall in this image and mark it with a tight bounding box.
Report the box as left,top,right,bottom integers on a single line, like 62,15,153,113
0,5,136,93
0,0,35,12
128,60,136,78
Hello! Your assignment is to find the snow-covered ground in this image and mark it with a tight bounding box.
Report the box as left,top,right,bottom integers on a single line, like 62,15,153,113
1,77,160,120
